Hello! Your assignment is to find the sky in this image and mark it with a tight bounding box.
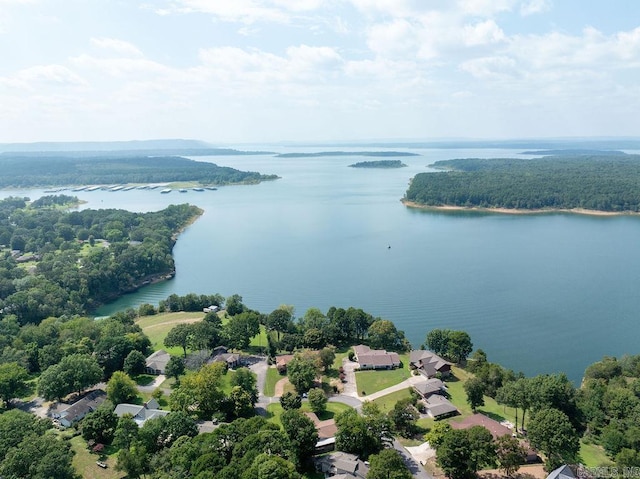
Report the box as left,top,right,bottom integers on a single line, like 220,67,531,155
2,0,640,144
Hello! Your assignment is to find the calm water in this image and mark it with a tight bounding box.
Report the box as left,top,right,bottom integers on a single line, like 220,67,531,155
5,148,640,383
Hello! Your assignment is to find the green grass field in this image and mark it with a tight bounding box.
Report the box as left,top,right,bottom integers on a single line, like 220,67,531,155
135,311,205,354
370,387,413,413
265,401,352,427
264,366,282,397
579,441,614,467
69,434,123,479
355,359,410,396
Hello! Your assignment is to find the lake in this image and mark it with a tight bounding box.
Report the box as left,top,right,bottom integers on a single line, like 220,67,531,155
5,147,640,383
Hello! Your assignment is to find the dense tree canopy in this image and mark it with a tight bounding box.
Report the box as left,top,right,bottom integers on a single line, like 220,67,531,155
405,154,640,212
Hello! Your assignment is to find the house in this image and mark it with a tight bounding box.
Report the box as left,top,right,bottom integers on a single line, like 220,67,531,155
304,411,338,440
451,413,539,463
314,452,369,479
145,349,171,375
424,394,458,419
450,413,513,439
409,350,451,378
209,345,241,369
203,305,219,313
546,465,576,479
56,390,107,428
353,345,401,370
275,354,295,373
114,398,170,427
413,377,446,398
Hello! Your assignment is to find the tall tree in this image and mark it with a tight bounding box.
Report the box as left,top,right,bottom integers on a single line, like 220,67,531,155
307,388,327,414
37,353,102,401
164,323,193,357
267,307,293,341
464,377,486,412
287,352,319,394
495,435,525,477
81,405,118,444
106,371,138,405
0,362,28,407
281,409,318,470
164,356,185,383
527,408,580,471
367,449,413,479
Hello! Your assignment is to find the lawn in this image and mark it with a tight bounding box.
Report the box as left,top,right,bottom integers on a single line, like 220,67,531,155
355,362,410,396
264,366,282,397
370,387,413,413
135,311,205,354
579,441,613,467
265,401,352,427
69,434,124,479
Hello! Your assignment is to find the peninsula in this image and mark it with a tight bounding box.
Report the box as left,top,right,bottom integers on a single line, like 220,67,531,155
348,159,408,168
404,153,640,214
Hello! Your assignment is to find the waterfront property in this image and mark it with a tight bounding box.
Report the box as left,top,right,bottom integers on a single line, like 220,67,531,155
353,344,401,370
410,350,451,378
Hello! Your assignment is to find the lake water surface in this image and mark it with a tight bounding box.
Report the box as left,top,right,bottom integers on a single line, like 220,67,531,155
5,147,640,383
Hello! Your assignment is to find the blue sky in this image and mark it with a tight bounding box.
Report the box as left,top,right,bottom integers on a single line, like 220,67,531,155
2,0,640,144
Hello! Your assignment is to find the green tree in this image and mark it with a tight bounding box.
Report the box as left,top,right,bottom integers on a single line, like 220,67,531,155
242,453,300,479
116,441,149,479
464,377,485,412
367,449,413,479
495,435,526,477
280,391,302,410
425,329,451,356
225,294,246,316
0,434,78,479
226,386,256,419
389,398,419,438
447,330,473,363
113,413,139,449
37,353,102,401
81,405,118,444
224,312,261,350
467,425,497,471
307,388,327,414
267,307,293,341
424,421,452,448
368,319,408,351
287,352,319,394
281,409,318,469
169,362,225,419
123,350,147,376
318,346,336,372
0,362,28,407
106,371,138,405
230,367,259,404
527,408,580,471
165,355,185,383
164,323,193,357
0,409,52,461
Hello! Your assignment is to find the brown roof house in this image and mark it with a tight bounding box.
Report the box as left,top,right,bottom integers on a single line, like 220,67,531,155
145,349,171,375
409,350,451,378
209,346,240,369
353,345,401,370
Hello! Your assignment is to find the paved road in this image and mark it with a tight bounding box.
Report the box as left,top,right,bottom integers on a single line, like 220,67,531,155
393,439,433,479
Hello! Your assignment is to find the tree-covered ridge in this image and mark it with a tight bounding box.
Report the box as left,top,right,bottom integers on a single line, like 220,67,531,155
348,159,408,168
0,197,202,324
0,155,278,188
405,154,640,212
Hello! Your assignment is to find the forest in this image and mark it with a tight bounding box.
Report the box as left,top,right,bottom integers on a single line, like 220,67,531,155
0,155,278,188
0,196,202,324
275,151,418,158
348,160,408,168
404,153,640,212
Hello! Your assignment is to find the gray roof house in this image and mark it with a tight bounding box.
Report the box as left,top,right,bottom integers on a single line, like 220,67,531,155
114,398,170,427
546,465,576,479
145,349,171,375
424,393,458,419
413,377,446,398
410,350,452,378
353,344,401,370
314,452,369,479
209,346,241,369
56,389,107,428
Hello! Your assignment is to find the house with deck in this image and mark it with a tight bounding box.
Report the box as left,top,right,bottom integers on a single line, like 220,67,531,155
145,349,171,375
114,398,170,427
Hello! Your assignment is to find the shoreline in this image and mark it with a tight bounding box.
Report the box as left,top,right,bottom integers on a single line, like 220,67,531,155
401,200,640,217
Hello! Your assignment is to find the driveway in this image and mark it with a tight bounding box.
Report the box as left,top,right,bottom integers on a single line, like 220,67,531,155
393,438,434,479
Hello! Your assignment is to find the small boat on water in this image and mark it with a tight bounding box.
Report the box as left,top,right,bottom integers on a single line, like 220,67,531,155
205,186,218,191
160,188,172,194
179,189,188,193
193,187,204,192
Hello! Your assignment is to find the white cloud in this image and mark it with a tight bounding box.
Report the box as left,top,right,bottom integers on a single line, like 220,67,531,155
0,64,86,89
90,37,143,57
460,56,518,80
520,0,552,16
463,19,505,46
456,0,515,17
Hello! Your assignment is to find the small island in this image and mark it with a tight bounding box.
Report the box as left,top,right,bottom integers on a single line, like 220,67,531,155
349,159,408,168
275,151,418,158
404,153,640,214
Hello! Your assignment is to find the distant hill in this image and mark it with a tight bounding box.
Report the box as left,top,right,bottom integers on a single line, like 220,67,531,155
0,139,212,152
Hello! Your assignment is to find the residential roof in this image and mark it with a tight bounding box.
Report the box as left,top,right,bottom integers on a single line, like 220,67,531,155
315,452,369,479
275,354,294,367
413,377,445,396
146,349,171,373
410,350,450,370
58,389,106,423
425,394,458,418
114,400,170,427
304,412,338,439
546,465,576,479
450,413,513,439
354,345,401,367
